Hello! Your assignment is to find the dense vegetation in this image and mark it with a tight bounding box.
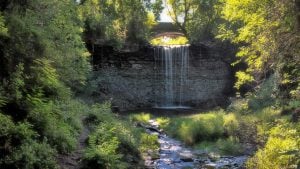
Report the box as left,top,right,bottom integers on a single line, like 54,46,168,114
0,0,161,168
0,0,299,169
164,0,300,168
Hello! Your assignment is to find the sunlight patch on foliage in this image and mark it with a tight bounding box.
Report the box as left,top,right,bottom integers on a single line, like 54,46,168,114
150,36,189,46
247,123,300,169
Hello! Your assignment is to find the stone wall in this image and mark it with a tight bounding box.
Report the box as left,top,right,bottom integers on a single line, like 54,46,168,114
89,44,234,111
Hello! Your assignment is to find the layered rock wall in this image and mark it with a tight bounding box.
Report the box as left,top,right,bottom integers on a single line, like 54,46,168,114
89,44,233,111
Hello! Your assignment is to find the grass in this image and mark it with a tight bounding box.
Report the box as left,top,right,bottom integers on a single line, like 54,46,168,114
160,110,238,145
193,137,243,156
129,113,151,124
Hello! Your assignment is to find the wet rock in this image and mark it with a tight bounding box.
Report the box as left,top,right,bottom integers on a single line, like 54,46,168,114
195,158,209,164
145,126,161,133
202,163,217,169
180,157,193,162
179,150,194,162
219,164,232,169
208,152,220,162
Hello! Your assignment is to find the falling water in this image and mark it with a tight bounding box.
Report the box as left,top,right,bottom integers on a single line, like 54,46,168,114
154,45,189,108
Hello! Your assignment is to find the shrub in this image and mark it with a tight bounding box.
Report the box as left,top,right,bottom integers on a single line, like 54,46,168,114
83,106,144,169
0,114,57,169
139,133,159,153
129,113,151,124
156,117,170,129
217,137,243,155
84,123,127,169
194,137,243,156
227,98,249,114
223,113,239,136
246,123,300,169
194,141,218,153
254,107,281,122
247,75,278,110
28,101,78,153
7,140,58,169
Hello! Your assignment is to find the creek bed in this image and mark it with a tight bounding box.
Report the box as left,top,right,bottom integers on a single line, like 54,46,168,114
143,119,248,169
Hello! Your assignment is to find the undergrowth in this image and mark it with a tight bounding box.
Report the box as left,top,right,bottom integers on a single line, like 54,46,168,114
82,103,159,169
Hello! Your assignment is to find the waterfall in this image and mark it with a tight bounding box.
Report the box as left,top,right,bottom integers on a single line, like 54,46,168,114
154,45,189,108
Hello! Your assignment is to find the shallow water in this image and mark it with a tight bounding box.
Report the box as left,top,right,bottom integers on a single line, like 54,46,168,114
144,119,248,169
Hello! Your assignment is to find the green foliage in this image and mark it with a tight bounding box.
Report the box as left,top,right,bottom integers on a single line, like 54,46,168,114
166,0,221,42
246,123,300,169
129,113,151,124
234,71,254,90
0,113,59,169
27,99,83,153
162,110,239,145
227,98,249,114
156,117,170,129
83,104,146,169
0,13,7,36
84,123,127,169
150,36,189,45
223,113,239,136
79,0,163,47
3,63,26,102
217,0,299,95
247,75,278,110
8,140,58,169
0,1,94,167
194,137,243,156
2,0,91,91
139,133,159,153
216,137,243,155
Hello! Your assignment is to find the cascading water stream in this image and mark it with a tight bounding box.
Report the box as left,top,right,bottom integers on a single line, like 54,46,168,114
154,45,189,108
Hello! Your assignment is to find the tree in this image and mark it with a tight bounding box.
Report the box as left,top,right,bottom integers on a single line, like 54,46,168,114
1,0,91,90
217,0,299,98
79,0,163,47
165,0,221,42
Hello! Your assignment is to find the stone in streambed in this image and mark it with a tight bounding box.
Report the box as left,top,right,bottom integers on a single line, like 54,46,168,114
179,150,195,162
202,163,217,169
208,152,220,162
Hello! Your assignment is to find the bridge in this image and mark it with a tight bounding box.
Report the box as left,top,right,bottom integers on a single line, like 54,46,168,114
151,22,185,38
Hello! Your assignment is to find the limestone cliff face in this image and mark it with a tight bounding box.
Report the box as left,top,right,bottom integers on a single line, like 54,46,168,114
89,44,234,111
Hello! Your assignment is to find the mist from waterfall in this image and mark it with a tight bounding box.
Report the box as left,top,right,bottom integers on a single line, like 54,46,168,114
154,45,189,108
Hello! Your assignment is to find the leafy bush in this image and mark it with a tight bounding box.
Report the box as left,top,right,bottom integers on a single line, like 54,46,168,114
217,137,243,155
194,141,218,153
223,113,239,136
139,133,159,153
129,113,151,124
248,76,278,110
0,113,57,169
227,98,249,114
7,140,58,169
83,105,145,169
156,117,170,129
254,107,281,122
246,123,300,169
84,123,127,169
27,101,79,153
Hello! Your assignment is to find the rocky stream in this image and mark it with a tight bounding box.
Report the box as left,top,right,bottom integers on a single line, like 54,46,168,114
142,119,248,169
